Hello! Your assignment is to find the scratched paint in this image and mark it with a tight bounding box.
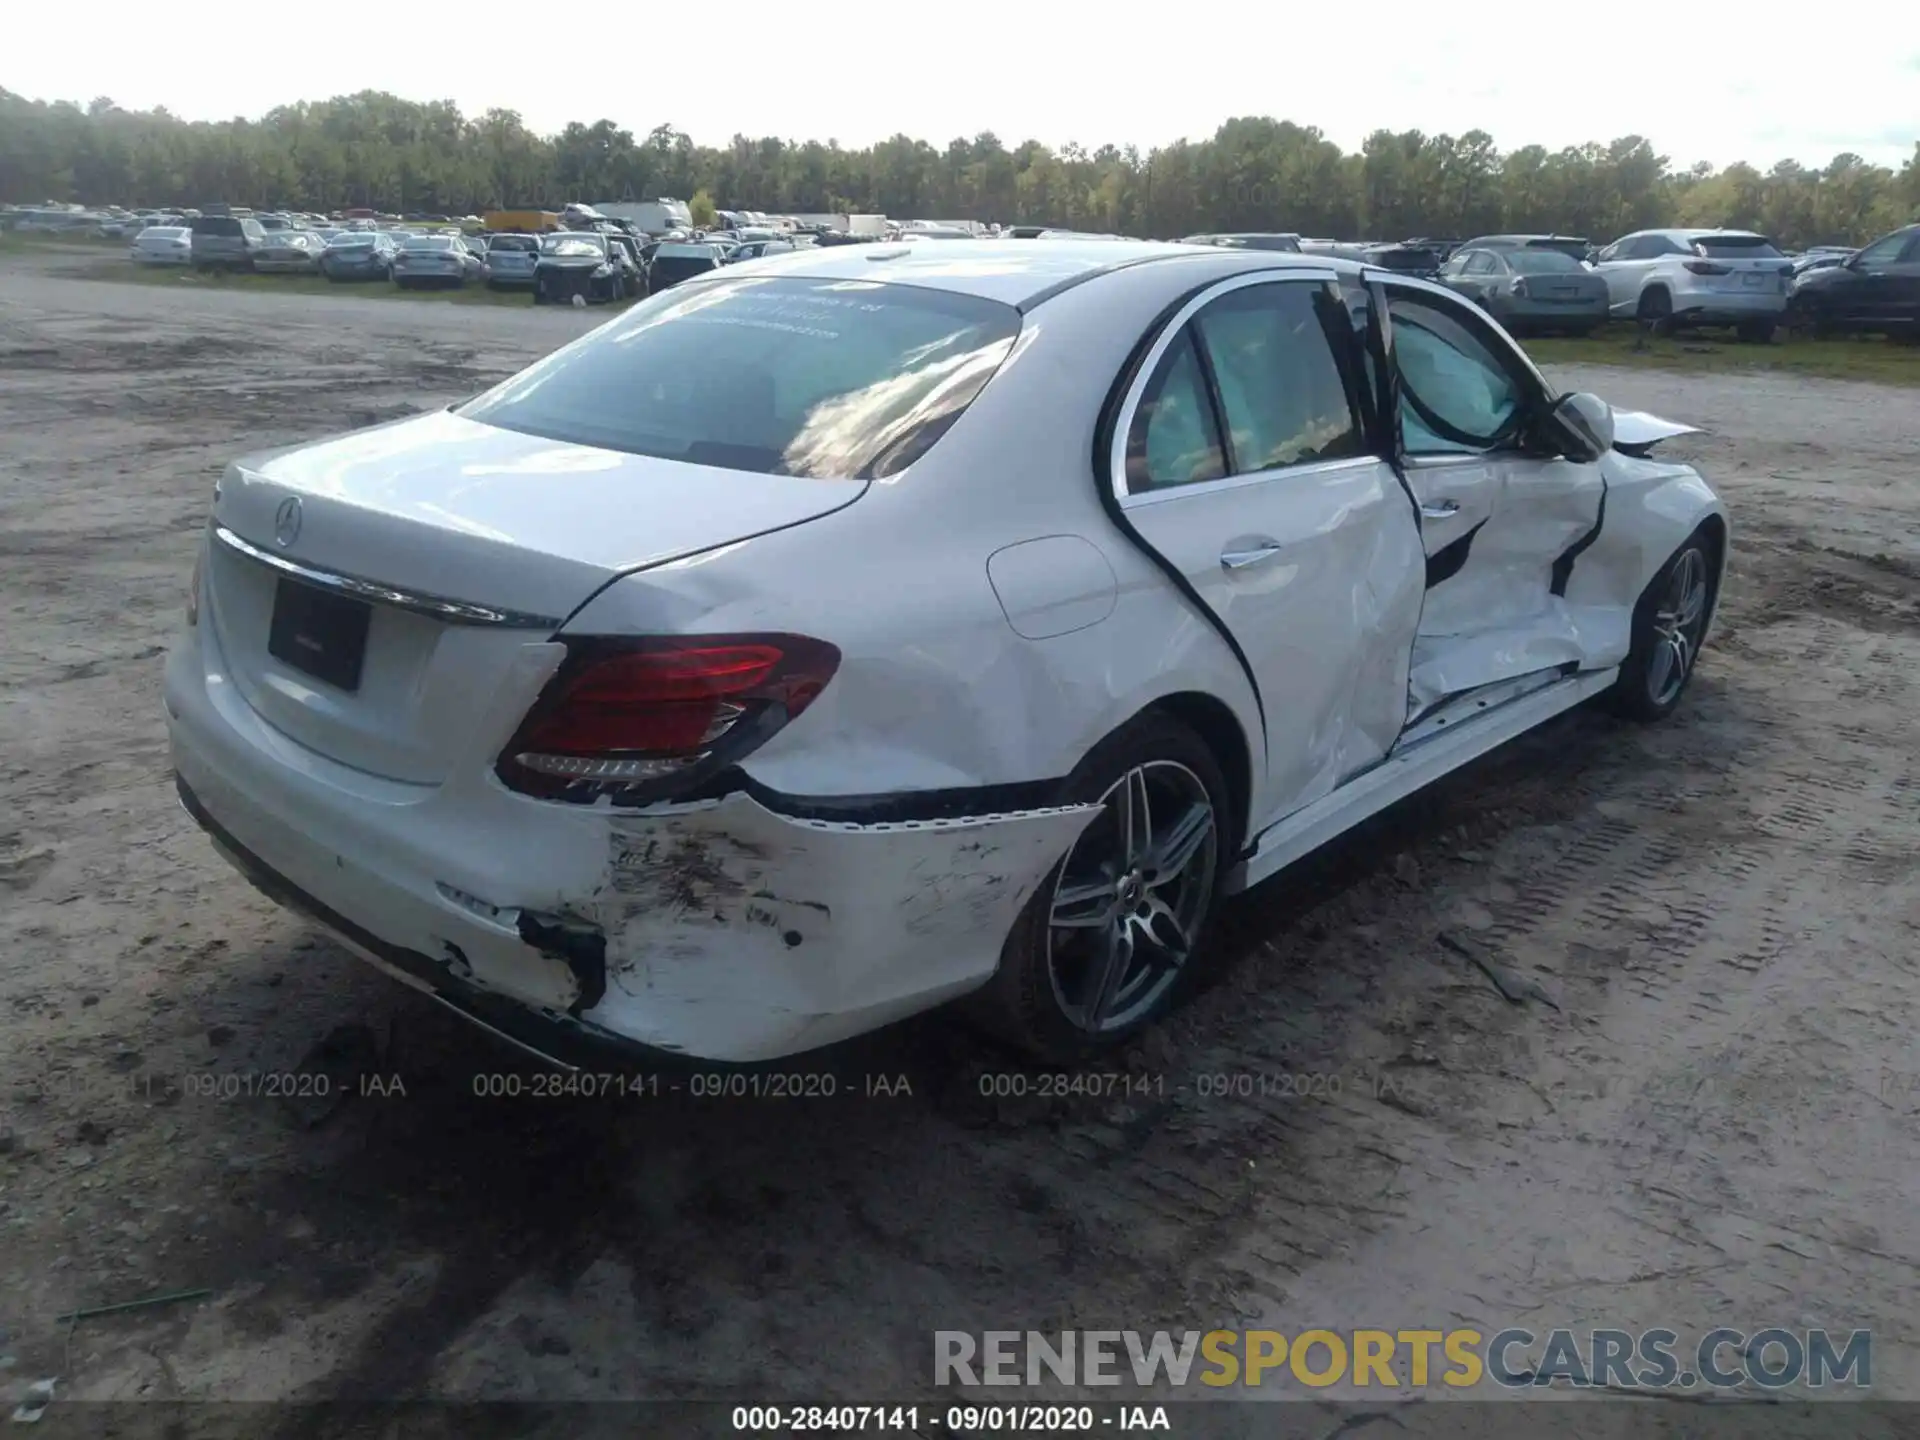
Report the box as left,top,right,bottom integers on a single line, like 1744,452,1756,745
580,793,1101,1062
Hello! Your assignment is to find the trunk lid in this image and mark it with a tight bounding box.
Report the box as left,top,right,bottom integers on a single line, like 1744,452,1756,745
205,409,865,783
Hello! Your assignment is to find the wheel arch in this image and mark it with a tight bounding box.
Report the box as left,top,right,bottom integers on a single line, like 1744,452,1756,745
1140,690,1253,858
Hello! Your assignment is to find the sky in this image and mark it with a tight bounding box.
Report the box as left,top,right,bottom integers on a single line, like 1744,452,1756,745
9,4,1918,172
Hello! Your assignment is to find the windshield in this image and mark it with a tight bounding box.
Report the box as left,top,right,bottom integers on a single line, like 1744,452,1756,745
542,235,606,257
457,276,1021,479
1507,250,1584,274
1692,234,1784,259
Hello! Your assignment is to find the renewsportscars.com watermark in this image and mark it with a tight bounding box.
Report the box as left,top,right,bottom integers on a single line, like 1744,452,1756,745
935,1328,1872,1391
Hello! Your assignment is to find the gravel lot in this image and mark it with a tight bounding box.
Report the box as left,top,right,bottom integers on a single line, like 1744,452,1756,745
2,252,1917,1438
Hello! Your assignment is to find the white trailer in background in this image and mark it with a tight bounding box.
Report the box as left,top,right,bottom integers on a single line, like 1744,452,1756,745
847,214,887,237
590,199,693,235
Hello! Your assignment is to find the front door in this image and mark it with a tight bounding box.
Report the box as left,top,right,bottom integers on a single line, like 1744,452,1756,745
1116,273,1425,831
1378,282,1607,716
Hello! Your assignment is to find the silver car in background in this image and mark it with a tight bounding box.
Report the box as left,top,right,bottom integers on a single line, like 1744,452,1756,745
391,234,482,289
253,230,328,274
1438,246,1610,334
319,232,397,281
480,233,540,288
129,224,193,266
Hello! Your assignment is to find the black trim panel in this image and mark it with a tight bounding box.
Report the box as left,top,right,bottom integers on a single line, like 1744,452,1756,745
720,772,1071,823
1425,517,1488,589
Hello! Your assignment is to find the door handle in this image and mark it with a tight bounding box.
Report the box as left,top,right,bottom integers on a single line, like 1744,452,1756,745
1420,499,1461,519
1220,543,1284,571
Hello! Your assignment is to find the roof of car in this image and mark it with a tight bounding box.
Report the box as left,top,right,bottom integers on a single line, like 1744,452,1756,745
758,238,1342,307
1640,228,1768,240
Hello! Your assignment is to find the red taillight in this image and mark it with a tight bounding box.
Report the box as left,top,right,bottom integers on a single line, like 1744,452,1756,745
1683,259,1731,276
498,634,840,803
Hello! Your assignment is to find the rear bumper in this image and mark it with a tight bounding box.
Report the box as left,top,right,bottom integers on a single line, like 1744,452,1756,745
164,612,1094,1062
1493,297,1609,326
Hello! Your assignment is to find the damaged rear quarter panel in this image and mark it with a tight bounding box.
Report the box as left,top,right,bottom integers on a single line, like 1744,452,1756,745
589,794,1100,1060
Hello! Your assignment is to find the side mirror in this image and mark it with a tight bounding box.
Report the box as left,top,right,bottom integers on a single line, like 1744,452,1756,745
1550,391,1615,461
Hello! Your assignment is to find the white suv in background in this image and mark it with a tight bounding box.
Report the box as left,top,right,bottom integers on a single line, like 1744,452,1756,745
1592,228,1794,340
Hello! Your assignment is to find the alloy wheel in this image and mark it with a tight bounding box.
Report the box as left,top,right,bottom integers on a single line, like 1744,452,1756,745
1647,547,1709,708
1046,761,1218,1036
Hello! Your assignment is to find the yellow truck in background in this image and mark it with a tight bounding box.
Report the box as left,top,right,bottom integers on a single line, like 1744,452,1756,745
483,210,562,234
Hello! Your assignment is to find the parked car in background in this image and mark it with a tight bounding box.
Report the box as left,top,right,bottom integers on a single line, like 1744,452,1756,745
1181,233,1304,253
481,233,540,288
1592,229,1792,340
253,230,328,274
1790,245,1859,277
129,224,193,266
532,232,631,304
1785,224,1920,338
189,214,267,271
319,232,398,281
391,235,483,289
1455,234,1592,264
166,241,1726,1068
644,240,727,292
728,238,799,261
1438,246,1610,334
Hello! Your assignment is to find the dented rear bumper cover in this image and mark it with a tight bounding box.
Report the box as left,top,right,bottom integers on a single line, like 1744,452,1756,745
171,765,1094,1063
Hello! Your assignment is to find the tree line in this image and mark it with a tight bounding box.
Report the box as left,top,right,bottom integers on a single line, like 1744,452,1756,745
4,89,1916,249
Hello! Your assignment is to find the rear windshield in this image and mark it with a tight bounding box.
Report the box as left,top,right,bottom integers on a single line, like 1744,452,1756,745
329,235,374,248
1524,238,1589,257
1692,235,1784,259
191,217,242,237
542,235,606,256
457,276,1021,479
403,236,456,250
141,226,187,239
1507,249,1584,273
655,243,718,259
489,235,537,252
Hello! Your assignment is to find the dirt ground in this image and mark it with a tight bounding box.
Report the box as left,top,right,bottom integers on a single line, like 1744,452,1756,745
2,249,1917,1438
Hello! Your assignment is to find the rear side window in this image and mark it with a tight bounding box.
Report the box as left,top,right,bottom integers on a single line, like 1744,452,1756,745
458,276,1020,480
1692,235,1783,259
1190,283,1363,474
1125,333,1227,492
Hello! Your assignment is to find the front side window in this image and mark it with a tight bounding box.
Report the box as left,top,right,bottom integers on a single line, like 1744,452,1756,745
1851,231,1910,267
1388,295,1527,455
1191,283,1364,474
459,276,1020,480
1125,332,1227,492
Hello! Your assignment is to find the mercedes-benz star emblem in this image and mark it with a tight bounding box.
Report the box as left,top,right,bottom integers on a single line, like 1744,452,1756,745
273,496,303,548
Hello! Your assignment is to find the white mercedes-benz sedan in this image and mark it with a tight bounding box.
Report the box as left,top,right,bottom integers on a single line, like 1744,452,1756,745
165,241,1727,1065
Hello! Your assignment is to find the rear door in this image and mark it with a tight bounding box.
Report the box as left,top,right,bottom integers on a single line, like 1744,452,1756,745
1113,273,1425,828
1378,282,1606,715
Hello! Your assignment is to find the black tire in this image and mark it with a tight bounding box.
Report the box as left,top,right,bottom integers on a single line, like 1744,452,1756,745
965,711,1234,1064
1736,320,1776,344
1606,530,1719,723
1636,287,1673,327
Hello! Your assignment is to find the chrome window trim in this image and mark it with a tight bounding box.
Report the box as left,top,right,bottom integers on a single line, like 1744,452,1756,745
211,524,561,630
1108,268,1343,506
1121,454,1386,509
